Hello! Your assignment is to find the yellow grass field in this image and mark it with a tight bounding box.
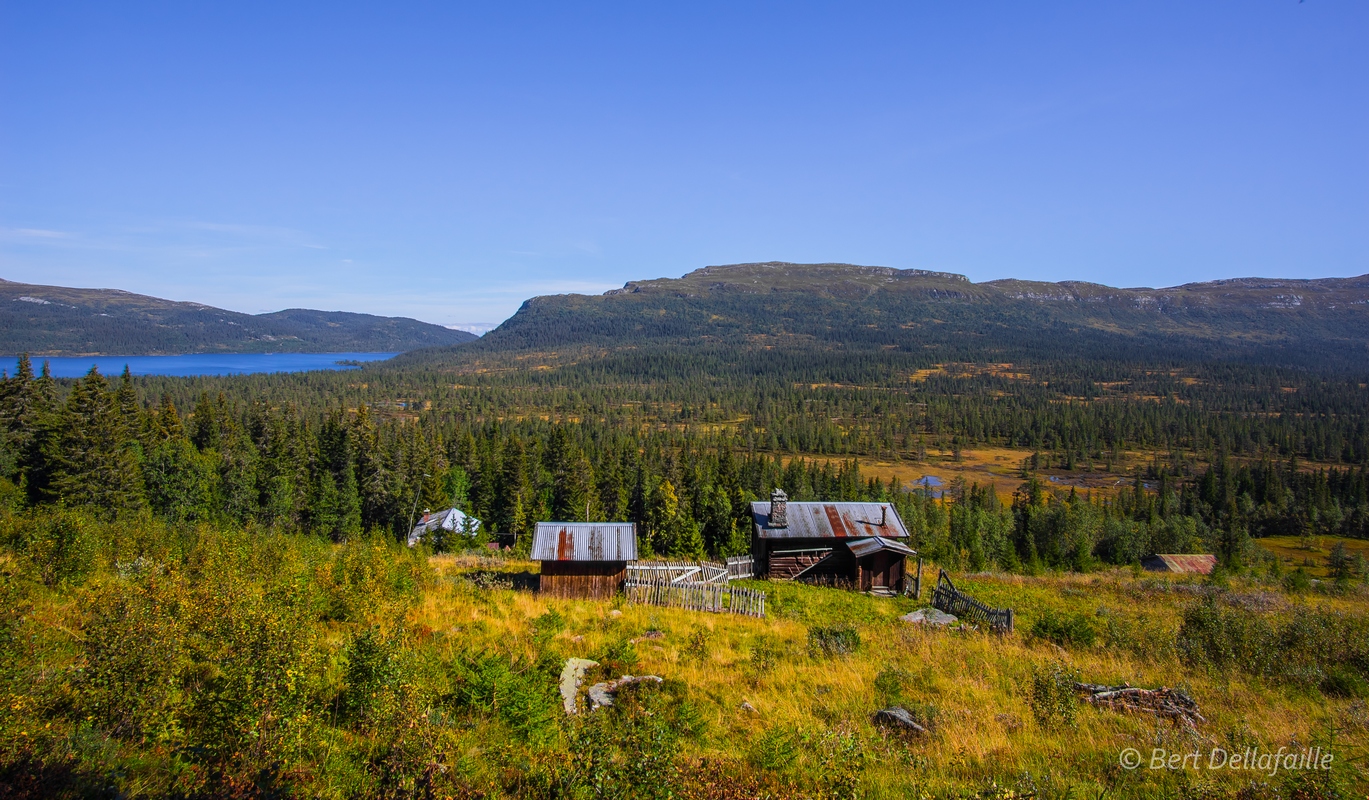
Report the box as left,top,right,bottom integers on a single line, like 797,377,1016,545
420,555,1369,797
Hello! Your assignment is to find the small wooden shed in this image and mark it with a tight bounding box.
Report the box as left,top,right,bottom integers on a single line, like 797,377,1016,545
533,522,638,599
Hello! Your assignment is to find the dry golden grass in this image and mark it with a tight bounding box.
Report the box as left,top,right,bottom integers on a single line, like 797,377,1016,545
415,555,1369,796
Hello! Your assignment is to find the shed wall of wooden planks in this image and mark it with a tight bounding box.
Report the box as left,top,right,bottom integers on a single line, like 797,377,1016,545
539,560,626,599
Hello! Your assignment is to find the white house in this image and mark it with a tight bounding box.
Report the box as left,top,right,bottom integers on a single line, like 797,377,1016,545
407,507,481,547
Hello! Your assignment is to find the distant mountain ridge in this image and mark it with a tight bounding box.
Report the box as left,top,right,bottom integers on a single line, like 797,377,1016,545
448,262,1369,372
0,279,476,356
602,261,1369,309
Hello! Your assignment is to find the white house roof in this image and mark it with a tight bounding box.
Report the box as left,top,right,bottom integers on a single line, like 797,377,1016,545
407,507,480,547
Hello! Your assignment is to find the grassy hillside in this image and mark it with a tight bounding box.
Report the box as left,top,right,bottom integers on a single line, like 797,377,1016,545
0,279,476,355
2,514,1364,798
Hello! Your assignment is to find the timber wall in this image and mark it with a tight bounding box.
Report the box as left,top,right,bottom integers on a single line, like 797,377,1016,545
539,560,626,599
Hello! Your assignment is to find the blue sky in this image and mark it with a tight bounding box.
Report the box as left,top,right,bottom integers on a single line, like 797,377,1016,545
2,2,1365,327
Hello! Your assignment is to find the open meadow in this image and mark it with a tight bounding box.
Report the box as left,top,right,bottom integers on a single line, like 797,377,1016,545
3,513,1366,799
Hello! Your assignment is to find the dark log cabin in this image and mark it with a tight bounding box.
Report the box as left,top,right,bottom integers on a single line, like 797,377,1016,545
533,522,638,599
750,489,915,594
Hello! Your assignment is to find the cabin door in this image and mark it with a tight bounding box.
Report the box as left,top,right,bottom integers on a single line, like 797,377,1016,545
861,553,905,592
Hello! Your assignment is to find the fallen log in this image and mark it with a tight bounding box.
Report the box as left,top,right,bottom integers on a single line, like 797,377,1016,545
1073,682,1205,728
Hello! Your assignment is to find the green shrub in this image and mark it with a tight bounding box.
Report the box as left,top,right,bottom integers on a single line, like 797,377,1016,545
449,650,559,743
1176,596,1275,674
1030,609,1097,649
530,608,564,646
749,725,800,772
324,536,428,623
807,624,861,657
1284,566,1312,594
567,678,688,800
1098,607,1175,661
1322,666,1369,698
748,636,780,682
683,625,712,662
873,664,910,706
595,636,639,674
1177,597,1369,695
1027,661,1080,729
340,627,403,728
78,578,186,740
3,511,96,587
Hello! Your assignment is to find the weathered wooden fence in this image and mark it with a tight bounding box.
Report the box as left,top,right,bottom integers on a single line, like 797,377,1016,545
930,570,1014,633
627,560,731,584
725,555,754,580
624,577,766,618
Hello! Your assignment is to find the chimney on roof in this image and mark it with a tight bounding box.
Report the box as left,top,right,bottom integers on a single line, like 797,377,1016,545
769,488,788,528
881,505,887,526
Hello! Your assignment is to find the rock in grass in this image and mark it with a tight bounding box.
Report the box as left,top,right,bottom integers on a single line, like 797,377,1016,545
559,658,599,715
587,675,664,710
900,608,958,627
873,706,929,735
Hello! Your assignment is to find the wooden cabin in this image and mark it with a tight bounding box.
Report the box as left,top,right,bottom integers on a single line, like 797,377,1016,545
532,522,638,599
751,489,915,594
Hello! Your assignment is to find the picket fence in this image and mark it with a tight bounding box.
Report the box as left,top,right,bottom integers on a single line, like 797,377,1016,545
725,555,754,580
627,559,731,584
930,569,1014,633
624,577,766,618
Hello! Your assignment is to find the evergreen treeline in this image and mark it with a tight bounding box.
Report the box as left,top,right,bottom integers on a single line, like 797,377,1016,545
5,355,1366,572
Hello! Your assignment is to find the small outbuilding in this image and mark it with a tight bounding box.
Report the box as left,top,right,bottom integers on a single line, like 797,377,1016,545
533,522,638,599
407,507,481,547
1141,554,1218,575
751,489,915,593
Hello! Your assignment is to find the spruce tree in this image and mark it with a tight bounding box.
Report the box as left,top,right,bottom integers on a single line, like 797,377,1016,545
44,368,146,511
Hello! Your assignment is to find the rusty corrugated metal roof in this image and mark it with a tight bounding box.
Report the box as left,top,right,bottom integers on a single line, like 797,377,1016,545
1142,554,1217,574
847,536,917,558
532,522,638,562
750,501,909,539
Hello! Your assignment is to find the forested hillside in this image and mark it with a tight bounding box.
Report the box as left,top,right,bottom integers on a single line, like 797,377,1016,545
0,278,476,355
440,262,1369,371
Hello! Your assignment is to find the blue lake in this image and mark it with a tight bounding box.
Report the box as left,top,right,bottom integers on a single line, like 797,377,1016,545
13,352,399,379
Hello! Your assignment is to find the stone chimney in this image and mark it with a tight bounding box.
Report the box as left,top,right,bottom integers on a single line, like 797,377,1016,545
769,488,788,528
881,505,887,526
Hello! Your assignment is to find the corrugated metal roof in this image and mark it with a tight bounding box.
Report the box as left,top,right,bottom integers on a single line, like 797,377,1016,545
532,522,638,562
1142,554,1217,574
847,536,917,558
750,501,909,539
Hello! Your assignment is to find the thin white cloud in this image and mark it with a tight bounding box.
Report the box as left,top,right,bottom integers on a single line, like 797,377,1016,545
0,227,76,240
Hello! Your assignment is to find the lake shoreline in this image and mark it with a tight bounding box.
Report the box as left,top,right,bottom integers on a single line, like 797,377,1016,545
8,352,400,379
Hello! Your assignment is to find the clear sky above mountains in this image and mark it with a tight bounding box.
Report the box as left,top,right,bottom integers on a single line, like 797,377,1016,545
1,2,1365,327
